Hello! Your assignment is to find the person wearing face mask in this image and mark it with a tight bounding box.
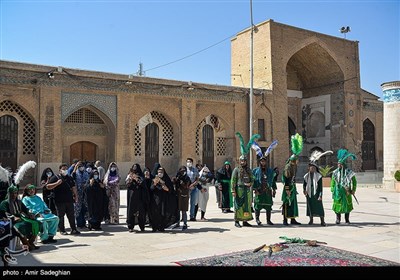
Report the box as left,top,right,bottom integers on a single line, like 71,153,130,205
126,164,149,232
40,167,57,214
149,167,174,232
186,158,200,222
85,170,105,230
46,163,80,235
198,166,214,221
71,162,90,229
103,162,121,225
172,166,191,230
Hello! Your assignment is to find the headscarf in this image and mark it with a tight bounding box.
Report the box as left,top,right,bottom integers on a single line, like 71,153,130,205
6,185,20,215
103,162,120,186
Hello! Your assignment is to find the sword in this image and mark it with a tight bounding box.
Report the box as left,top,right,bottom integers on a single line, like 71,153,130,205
352,193,359,205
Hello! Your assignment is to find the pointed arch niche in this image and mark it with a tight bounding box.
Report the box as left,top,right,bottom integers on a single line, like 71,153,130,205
362,118,376,170
63,106,115,165
195,114,228,171
135,111,176,170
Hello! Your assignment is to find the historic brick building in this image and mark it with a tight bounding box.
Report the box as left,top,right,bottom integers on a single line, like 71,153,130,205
0,20,383,186
231,20,383,176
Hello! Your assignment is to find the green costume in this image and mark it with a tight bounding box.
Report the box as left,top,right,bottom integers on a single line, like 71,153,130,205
231,164,254,222
215,162,233,211
303,170,325,220
253,166,277,225
281,133,303,225
253,167,277,211
331,149,357,224
0,186,40,253
281,161,299,219
0,187,40,237
231,132,260,227
331,167,357,214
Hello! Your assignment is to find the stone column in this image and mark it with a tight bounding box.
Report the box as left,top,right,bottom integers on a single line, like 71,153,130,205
381,81,400,190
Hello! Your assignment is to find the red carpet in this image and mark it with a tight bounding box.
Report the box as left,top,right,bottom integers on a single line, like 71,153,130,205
176,243,399,266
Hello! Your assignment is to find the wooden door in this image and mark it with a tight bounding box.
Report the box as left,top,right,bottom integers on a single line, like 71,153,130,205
202,124,214,171
70,141,96,163
362,119,376,170
0,115,18,171
145,123,159,170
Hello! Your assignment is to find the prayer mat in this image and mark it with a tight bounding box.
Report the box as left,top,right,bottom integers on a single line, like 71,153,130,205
175,243,399,266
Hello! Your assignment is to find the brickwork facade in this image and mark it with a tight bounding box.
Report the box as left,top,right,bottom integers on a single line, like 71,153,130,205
231,20,383,176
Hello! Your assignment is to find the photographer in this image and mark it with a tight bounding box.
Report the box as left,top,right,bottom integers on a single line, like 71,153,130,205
172,166,191,230
46,163,80,235
149,167,174,232
125,164,149,232
85,170,105,230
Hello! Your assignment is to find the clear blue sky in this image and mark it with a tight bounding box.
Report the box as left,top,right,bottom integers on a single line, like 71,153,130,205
1,0,399,99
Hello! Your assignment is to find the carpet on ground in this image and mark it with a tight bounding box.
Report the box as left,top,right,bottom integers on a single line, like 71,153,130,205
175,243,399,266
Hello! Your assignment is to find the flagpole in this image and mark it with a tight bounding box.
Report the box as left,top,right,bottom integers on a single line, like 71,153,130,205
249,0,255,169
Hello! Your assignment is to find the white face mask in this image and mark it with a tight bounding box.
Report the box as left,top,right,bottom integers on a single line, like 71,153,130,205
61,170,68,176
186,162,192,168
46,172,52,177
93,175,99,180
157,172,164,177
79,167,84,172
110,167,116,172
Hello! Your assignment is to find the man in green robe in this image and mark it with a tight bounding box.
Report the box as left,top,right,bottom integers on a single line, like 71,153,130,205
231,155,254,228
252,157,277,225
281,155,301,225
331,150,357,224
303,163,326,226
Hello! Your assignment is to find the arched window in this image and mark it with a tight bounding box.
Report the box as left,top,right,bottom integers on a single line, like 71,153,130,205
0,115,18,171
145,123,159,170
362,119,376,170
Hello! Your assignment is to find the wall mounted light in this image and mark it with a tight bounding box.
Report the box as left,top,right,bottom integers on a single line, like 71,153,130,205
47,72,54,79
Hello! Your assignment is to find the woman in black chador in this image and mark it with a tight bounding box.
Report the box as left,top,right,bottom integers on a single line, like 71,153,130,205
149,167,175,232
85,169,106,230
126,164,149,232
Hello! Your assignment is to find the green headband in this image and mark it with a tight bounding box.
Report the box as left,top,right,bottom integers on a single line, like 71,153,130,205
7,186,18,193
27,184,36,190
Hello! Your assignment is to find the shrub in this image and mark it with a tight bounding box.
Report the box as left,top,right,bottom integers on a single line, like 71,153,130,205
319,165,334,177
394,170,400,182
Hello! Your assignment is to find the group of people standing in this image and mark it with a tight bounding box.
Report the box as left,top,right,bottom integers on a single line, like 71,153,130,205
0,137,359,265
229,133,358,228
124,159,215,232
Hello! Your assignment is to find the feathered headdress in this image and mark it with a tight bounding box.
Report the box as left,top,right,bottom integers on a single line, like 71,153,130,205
251,141,263,158
252,139,279,159
14,160,37,185
264,140,278,158
0,165,11,183
309,150,333,164
289,133,303,160
236,132,260,159
337,149,356,165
